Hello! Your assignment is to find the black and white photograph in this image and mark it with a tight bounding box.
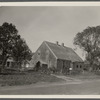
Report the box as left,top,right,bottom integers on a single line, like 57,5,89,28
0,2,100,96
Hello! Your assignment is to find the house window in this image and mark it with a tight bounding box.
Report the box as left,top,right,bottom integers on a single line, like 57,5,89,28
7,62,10,67
80,65,82,68
77,65,78,68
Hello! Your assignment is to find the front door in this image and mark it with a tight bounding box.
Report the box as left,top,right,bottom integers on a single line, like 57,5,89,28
35,61,41,71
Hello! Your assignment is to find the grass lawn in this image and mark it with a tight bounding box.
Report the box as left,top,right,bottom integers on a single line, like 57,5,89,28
0,72,64,87
68,71,100,81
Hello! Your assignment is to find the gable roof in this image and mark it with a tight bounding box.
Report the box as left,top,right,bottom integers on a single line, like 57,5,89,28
45,41,83,62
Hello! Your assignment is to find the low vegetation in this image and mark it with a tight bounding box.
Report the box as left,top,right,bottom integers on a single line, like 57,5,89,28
0,72,64,87
69,71,100,81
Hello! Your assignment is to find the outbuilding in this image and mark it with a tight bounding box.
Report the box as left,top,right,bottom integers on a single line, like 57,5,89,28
30,41,84,74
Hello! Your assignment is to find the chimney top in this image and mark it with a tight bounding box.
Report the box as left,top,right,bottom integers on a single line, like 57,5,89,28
56,41,59,45
61,43,64,47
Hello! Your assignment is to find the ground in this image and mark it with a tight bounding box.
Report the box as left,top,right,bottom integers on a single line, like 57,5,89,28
0,72,65,86
0,72,100,95
0,77,100,95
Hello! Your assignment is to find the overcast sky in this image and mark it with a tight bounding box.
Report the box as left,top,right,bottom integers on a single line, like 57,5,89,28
0,6,100,60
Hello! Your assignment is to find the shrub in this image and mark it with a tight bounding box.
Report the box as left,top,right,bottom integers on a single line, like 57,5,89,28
71,70,82,75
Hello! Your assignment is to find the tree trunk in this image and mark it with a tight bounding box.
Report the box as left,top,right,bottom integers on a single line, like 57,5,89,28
0,55,8,73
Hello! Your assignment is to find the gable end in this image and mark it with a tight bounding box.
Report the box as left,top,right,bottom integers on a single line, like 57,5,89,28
44,41,58,59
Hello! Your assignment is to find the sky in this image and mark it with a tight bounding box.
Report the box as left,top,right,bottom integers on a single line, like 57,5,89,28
0,6,100,60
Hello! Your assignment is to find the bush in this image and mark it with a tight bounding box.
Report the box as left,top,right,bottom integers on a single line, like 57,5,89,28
71,70,82,75
1,68,26,75
94,70,100,75
49,67,57,74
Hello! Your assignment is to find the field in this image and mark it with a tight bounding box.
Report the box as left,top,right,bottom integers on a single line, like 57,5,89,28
68,71,100,81
0,72,65,87
1,71,100,94
1,69,100,87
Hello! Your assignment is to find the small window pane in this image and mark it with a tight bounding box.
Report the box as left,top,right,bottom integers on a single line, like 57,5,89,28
80,65,82,68
7,62,10,67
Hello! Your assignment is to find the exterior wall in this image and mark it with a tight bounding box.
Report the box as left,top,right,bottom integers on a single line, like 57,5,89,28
31,42,57,69
30,41,84,74
5,57,15,68
72,62,84,71
57,59,71,74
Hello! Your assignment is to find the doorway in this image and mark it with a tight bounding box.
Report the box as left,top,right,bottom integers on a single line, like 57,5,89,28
35,61,41,71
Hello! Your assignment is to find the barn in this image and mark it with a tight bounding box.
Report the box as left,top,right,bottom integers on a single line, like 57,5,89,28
30,41,84,74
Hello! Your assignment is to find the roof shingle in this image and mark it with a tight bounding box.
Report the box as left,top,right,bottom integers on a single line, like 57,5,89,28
45,41,83,62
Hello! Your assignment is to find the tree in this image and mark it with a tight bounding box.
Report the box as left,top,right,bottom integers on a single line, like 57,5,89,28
0,22,18,70
12,38,32,67
74,26,100,70
0,22,32,71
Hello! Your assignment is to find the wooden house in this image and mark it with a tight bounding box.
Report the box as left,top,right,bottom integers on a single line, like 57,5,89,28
6,57,15,68
30,41,84,74
5,57,30,71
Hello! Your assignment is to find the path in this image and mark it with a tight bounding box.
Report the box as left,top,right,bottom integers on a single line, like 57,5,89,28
51,74,81,82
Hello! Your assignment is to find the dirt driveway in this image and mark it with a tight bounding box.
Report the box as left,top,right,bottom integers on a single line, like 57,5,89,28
0,75,100,95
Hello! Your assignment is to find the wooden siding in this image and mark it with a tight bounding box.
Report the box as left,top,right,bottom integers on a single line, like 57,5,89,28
73,62,84,71
31,42,57,68
57,59,71,74
30,41,84,74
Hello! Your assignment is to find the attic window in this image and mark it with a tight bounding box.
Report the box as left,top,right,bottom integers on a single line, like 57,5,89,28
77,65,78,68
38,52,40,55
38,51,41,56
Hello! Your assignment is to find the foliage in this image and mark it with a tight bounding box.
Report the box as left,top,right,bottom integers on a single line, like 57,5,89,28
12,38,32,66
0,22,32,70
0,22,18,69
74,26,100,70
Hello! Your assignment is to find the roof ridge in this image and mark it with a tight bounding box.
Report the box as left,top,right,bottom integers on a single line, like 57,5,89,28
44,41,72,49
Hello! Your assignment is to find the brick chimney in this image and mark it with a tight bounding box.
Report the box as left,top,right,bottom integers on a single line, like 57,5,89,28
61,43,64,47
56,41,59,45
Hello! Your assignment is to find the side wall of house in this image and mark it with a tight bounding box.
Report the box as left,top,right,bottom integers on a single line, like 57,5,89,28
30,42,57,69
56,60,84,74
73,62,84,71
57,59,71,74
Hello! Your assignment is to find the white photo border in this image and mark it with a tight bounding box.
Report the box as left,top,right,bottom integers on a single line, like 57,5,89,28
0,1,100,98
